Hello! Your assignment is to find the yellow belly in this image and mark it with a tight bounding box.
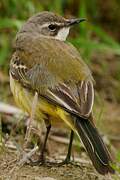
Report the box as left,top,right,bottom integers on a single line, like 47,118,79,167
10,74,77,131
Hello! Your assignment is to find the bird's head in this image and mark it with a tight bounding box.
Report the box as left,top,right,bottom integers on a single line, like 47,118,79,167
19,11,86,41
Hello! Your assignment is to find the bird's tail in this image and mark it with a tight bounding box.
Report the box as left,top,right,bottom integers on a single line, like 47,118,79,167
75,117,115,175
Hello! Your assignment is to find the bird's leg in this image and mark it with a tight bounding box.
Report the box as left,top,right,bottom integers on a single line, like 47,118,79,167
30,120,51,166
63,130,74,164
48,130,74,166
58,130,74,165
38,123,51,164
23,91,38,149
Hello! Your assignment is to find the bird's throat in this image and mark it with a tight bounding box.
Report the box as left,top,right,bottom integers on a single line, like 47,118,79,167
55,27,70,41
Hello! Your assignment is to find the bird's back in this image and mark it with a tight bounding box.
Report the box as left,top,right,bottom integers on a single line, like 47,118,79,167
14,33,93,84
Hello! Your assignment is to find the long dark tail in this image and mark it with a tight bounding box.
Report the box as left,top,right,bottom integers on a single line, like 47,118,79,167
75,117,115,175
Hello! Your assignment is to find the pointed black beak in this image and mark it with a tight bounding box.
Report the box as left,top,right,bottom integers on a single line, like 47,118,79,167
65,18,86,27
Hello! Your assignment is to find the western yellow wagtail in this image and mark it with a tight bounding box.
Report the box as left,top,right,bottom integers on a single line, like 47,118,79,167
10,11,114,174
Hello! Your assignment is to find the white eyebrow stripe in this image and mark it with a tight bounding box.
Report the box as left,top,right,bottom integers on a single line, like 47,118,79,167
41,22,65,28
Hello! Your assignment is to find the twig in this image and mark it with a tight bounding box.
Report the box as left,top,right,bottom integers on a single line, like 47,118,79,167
50,135,75,145
107,135,120,141
4,141,17,150
50,135,83,148
0,102,24,116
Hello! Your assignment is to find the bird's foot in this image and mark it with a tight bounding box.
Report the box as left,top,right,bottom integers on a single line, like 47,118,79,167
17,146,39,166
29,154,45,166
46,156,72,167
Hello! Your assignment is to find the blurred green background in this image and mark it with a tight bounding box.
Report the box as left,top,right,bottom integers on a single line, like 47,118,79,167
0,0,120,174
0,0,120,103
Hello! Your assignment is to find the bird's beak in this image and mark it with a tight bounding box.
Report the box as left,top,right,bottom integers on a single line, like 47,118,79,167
65,18,86,27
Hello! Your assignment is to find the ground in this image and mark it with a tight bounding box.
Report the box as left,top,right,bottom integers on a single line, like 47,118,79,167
0,111,120,180
0,83,120,180
0,142,116,180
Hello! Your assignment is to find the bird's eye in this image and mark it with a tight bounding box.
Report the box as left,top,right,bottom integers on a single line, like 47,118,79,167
48,24,56,31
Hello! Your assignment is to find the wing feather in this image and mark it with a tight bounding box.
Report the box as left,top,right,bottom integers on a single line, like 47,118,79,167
46,81,94,118
10,55,94,118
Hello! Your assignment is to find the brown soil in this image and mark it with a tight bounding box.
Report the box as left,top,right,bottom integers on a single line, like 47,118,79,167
0,145,116,180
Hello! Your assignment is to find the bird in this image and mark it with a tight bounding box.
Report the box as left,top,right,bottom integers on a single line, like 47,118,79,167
10,11,115,175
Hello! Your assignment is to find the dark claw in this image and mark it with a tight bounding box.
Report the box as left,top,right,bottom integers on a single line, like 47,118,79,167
29,155,45,166
45,157,71,167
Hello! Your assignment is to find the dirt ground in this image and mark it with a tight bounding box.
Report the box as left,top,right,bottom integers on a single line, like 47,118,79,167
0,101,120,180
0,144,117,180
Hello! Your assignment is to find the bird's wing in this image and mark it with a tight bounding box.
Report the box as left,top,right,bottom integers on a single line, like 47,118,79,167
10,55,94,118
46,81,94,118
